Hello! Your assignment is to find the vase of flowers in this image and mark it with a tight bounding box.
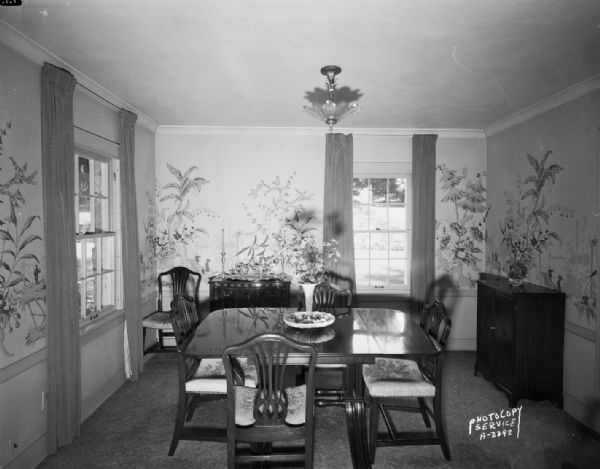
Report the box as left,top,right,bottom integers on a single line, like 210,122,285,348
294,237,340,313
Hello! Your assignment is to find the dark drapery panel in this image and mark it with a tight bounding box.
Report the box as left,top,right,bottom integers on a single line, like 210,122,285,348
324,133,356,294
119,109,143,379
410,134,437,313
41,62,80,452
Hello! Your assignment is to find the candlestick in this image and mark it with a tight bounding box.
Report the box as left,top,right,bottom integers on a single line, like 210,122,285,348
221,228,226,275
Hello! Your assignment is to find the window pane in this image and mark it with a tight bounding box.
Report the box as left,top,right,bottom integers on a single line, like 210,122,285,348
389,260,408,286
369,260,388,286
370,205,387,230
388,205,407,230
93,160,108,196
355,259,370,286
78,157,90,195
85,277,97,315
84,239,98,275
388,178,406,203
79,196,91,234
389,233,408,258
352,178,370,203
76,240,82,278
371,178,387,203
94,197,109,232
353,204,369,230
101,272,114,309
354,233,370,259
370,232,388,259
101,236,115,271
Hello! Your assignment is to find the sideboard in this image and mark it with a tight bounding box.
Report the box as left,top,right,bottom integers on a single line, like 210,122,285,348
208,276,291,312
475,273,565,408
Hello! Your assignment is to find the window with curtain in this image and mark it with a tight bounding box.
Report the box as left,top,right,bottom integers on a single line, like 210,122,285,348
353,174,412,291
75,147,122,320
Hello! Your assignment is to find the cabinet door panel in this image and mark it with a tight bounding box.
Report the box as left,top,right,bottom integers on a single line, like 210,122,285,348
492,293,515,388
476,284,494,373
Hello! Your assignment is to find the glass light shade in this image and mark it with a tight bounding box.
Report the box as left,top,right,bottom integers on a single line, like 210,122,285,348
303,99,360,131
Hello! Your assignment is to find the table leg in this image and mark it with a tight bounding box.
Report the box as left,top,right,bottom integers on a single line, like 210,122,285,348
344,364,372,469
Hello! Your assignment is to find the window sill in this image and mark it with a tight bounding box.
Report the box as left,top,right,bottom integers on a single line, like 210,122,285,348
356,288,410,296
80,308,125,345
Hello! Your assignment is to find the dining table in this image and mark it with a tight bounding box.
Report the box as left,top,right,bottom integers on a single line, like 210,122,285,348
184,306,438,469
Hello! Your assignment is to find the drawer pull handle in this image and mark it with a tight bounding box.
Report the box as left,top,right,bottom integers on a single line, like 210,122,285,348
489,326,497,330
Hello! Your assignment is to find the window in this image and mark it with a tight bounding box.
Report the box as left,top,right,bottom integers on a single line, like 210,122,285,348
75,149,121,320
353,176,411,290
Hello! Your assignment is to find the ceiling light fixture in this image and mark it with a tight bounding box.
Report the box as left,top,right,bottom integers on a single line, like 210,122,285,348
303,65,360,132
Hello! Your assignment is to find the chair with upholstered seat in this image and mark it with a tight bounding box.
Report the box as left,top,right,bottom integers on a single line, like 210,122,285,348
167,293,257,456
143,267,201,354
363,303,452,462
222,333,318,468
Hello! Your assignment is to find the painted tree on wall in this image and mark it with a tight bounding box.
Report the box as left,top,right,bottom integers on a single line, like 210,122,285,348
436,165,487,288
0,122,46,356
237,172,316,274
140,189,157,293
486,150,595,328
154,164,215,271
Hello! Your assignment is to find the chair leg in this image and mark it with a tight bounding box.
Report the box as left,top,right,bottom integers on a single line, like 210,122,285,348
433,395,451,460
168,392,188,456
142,327,147,355
186,394,199,421
417,397,432,427
158,329,165,350
368,397,379,464
227,429,236,469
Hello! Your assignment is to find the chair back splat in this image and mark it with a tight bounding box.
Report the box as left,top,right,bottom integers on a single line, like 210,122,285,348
223,333,318,469
298,281,352,311
143,267,201,354
297,281,352,406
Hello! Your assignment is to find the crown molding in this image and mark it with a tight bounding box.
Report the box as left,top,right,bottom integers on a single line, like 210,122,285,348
157,125,485,139
484,74,600,136
0,20,158,132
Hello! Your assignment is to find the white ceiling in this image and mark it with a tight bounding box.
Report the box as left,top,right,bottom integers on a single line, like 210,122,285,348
2,0,600,130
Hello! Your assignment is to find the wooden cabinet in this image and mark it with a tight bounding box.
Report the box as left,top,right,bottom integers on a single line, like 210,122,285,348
475,273,565,408
208,277,291,312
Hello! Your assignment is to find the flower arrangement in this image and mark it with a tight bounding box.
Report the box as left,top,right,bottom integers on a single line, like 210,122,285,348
499,150,563,284
293,237,341,283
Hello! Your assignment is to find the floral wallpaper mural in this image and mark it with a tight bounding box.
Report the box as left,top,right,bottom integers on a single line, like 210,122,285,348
0,122,46,357
140,189,157,293
235,172,319,277
436,164,487,288
153,163,217,275
486,150,596,331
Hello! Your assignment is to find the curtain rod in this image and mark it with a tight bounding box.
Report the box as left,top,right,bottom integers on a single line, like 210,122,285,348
74,125,120,146
76,82,121,111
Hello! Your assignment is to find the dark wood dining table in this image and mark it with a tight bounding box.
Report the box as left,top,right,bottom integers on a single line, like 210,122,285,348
184,306,438,469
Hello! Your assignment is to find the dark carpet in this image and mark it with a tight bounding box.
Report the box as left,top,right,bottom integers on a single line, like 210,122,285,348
36,352,600,468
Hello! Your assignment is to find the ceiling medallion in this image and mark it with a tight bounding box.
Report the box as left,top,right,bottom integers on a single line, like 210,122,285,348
303,65,360,132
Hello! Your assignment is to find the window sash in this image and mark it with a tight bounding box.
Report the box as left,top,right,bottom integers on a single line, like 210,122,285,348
353,174,412,291
75,148,119,320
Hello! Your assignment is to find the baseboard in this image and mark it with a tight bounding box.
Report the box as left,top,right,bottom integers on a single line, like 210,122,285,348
5,431,46,469
446,337,476,351
81,368,127,421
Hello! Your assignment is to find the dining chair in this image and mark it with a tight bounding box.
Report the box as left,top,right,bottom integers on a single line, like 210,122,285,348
167,293,257,456
142,266,201,354
297,281,352,406
363,304,452,462
222,333,318,468
297,280,353,311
